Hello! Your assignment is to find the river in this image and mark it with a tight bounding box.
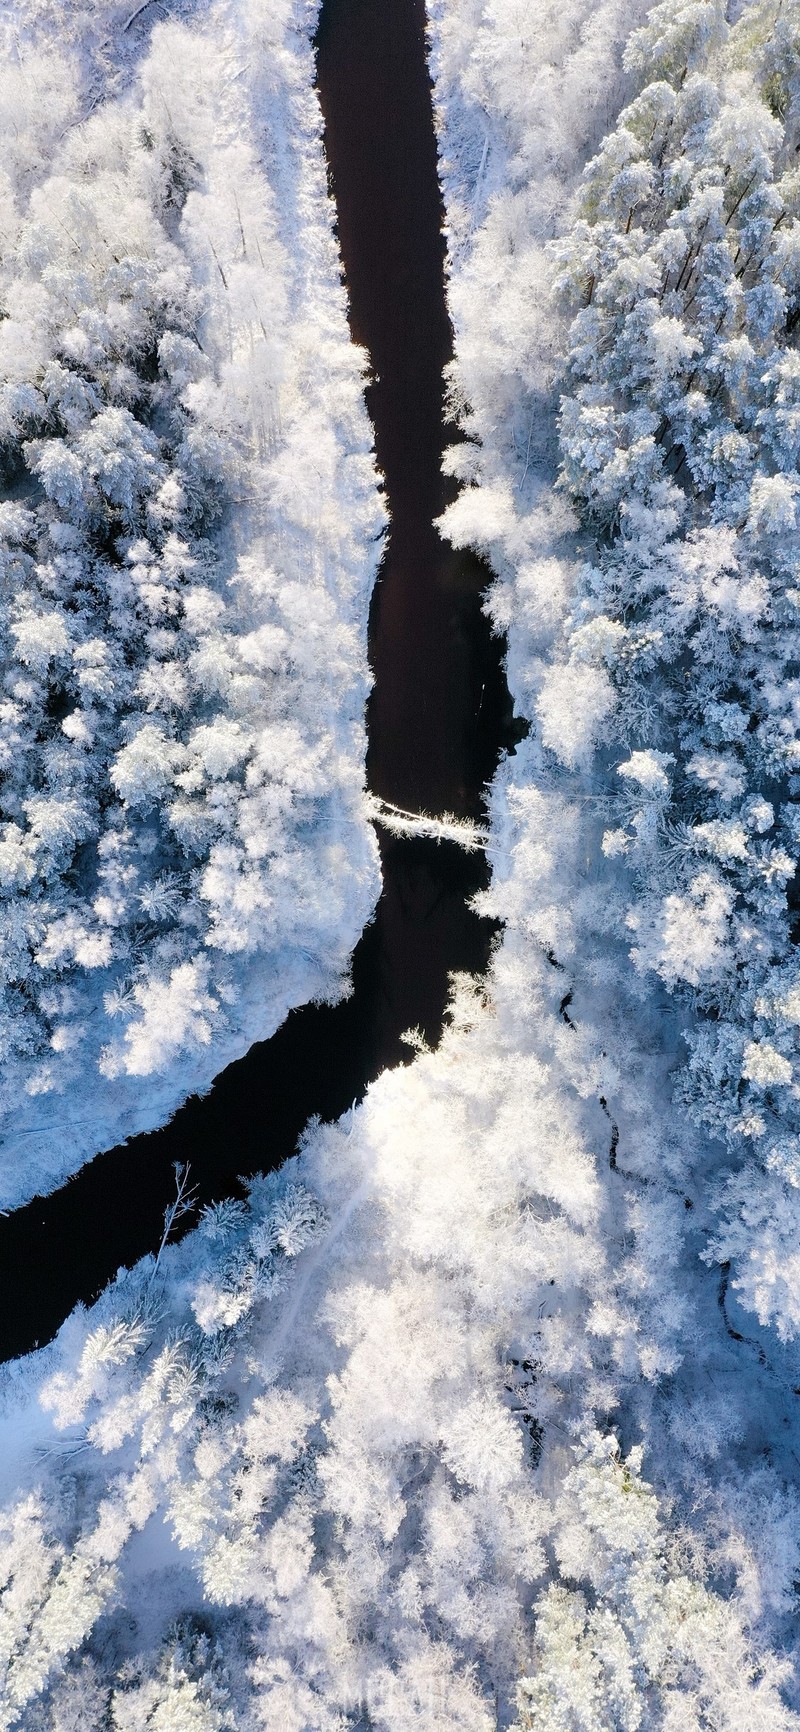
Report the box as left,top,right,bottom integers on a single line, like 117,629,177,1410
0,0,518,1362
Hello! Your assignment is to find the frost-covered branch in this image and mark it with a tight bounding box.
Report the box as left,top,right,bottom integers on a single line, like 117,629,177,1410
366,794,489,850
150,1161,198,1280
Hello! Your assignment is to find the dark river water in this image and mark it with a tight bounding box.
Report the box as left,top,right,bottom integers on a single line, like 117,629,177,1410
0,0,517,1362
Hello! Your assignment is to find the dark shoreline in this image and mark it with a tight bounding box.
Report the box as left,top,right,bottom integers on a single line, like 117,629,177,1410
0,0,517,1363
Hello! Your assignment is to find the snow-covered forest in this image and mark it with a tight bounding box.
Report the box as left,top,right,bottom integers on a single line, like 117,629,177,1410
0,0,383,1205
4,0,800,1728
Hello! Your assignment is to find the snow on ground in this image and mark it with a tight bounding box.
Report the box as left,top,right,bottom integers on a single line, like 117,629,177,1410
0,0,383,1208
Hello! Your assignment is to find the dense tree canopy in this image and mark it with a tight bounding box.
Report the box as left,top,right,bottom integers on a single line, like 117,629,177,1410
0,0,383,1199
549,0,800,1334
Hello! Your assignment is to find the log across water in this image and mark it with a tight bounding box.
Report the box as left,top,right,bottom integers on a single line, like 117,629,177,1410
0,0,519,1362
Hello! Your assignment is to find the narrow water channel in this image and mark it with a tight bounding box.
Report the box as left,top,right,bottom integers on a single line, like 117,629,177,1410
0,0,518,1363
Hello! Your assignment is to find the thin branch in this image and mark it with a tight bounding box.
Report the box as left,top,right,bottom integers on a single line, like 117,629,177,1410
149,1162,198,1283
208,240,229,291
517,415,535,491
123,0,160,30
